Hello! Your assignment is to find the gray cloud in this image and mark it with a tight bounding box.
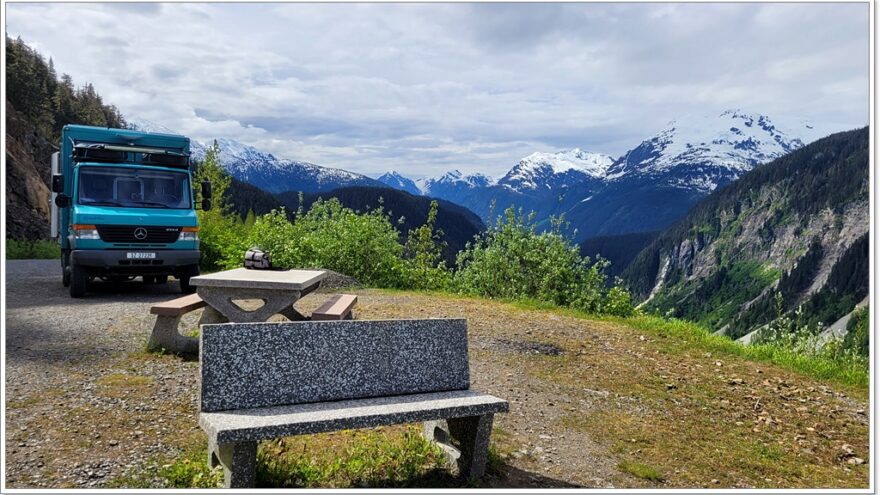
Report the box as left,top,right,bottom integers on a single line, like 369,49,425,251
5,3,868,178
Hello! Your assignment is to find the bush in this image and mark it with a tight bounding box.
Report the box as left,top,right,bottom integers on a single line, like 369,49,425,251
248,198,410,288
842,306,869,357
402,200,452,291
453,207,633,316
6,238,60,259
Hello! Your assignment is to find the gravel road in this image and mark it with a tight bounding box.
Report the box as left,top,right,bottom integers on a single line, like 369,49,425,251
5,260,202,488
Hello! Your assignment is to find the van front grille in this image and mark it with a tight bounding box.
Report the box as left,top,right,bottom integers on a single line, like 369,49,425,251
96,225,180,244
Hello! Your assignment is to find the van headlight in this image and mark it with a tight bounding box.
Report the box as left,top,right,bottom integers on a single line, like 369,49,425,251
179,227,199,241
72,224,100,240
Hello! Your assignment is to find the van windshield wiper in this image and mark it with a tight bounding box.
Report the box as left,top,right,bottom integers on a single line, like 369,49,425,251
81,200,125,207
131,200,171,208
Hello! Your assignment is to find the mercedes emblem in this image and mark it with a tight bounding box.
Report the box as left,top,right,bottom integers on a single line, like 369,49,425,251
133,227,148,240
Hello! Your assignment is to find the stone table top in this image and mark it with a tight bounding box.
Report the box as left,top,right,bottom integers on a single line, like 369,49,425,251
191,268,326,291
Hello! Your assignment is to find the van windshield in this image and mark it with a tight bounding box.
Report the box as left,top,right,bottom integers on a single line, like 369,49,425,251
77,166,191,209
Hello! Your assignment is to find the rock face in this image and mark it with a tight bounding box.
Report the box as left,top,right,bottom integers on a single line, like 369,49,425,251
5,102,55,240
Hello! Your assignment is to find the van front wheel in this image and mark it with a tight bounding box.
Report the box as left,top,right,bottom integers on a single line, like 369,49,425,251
69,263,88,298
178,265,199,294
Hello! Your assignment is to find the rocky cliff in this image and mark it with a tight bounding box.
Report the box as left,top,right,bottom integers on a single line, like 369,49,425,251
5,102,55,240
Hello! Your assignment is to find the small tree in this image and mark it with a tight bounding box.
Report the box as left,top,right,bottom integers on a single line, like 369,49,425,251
404,200,451,290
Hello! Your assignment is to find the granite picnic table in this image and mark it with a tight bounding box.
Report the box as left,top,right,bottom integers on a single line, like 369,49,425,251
190,268,327,323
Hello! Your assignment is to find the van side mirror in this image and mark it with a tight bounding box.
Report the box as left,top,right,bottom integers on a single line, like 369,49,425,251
54,194,71,208
201,179,212,200
51,174,64,193
202,198,212,211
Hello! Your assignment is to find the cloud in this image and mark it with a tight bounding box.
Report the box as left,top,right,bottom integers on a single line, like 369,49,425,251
5,3,869,178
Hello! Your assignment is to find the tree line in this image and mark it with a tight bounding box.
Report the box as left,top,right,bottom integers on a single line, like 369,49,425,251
6,35,126,144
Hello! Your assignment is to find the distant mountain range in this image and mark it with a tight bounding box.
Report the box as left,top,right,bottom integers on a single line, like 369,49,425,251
132,110,822,244
129,120,385,194
378,111,821,242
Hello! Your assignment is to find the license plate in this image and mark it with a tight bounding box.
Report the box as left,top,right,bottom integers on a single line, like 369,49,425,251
126,252,156,259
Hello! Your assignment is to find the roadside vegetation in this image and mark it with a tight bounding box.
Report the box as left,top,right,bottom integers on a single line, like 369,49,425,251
193,142,635,317
6,238,60,259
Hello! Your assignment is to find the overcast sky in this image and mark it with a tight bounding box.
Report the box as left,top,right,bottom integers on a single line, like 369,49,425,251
5,3,869,178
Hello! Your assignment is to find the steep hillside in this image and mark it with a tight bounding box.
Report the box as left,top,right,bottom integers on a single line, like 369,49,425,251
275,187,485,264
623,127,869,338
579,231,659,279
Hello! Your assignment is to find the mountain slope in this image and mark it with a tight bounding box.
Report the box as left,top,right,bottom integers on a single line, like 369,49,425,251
622,127,869,338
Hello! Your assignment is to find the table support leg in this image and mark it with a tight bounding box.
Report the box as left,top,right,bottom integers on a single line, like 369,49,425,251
197,287,301,323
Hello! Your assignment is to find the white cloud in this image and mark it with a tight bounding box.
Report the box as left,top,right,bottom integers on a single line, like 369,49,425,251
5,3,869,178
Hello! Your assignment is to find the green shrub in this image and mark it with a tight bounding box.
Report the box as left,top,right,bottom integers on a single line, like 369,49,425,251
453,207,633,316
402,200,452,291
842,306,869,357
6,238,60,259
247,199,410,288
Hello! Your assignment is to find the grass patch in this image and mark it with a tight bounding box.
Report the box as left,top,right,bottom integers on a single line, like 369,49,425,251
96,373,153,388
618,460,664,483
373,288,868,389
113,425,477,489
6,238,60,259
619,315,868,390
256,427,454,488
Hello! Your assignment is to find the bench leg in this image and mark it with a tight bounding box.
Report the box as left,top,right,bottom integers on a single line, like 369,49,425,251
209,438,257,488
424,414,494,479
148,315,198,356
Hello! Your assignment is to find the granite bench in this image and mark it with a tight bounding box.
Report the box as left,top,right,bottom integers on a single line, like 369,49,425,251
198,318,508,488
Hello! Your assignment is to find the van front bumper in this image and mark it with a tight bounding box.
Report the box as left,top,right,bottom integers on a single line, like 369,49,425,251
71,249,200,272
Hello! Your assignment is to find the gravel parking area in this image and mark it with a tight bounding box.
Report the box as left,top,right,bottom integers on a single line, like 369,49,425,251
5,260,203,488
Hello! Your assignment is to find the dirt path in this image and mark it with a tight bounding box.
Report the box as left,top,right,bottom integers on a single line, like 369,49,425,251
4,261,869,488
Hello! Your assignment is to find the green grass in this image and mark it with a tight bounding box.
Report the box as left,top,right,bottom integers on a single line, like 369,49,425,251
375,288,868,389
618,460,664,482
6,238,60,259
112,426,468,489
613,315,868,390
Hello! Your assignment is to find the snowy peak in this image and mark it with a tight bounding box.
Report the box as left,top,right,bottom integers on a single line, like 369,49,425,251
377,171,422,195
499,148,614,191
128,119,380,194
608,110,811,191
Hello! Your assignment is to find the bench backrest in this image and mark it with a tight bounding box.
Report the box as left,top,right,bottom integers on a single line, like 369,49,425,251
199,319,470,412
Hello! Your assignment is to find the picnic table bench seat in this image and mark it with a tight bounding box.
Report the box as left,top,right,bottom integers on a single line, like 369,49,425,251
311,294,357,320
198,318,508,488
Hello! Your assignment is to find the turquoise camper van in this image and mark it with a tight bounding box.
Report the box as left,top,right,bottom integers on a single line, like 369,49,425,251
50,125,211,297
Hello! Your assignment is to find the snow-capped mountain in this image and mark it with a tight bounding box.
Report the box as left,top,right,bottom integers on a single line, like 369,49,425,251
607,110,812,192
376,171,422,196
418,170,496,194
128,120,384,194
377,111,819,241
498,148,614,191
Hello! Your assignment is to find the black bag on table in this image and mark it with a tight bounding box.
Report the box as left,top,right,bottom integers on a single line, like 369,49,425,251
244,248,272,270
